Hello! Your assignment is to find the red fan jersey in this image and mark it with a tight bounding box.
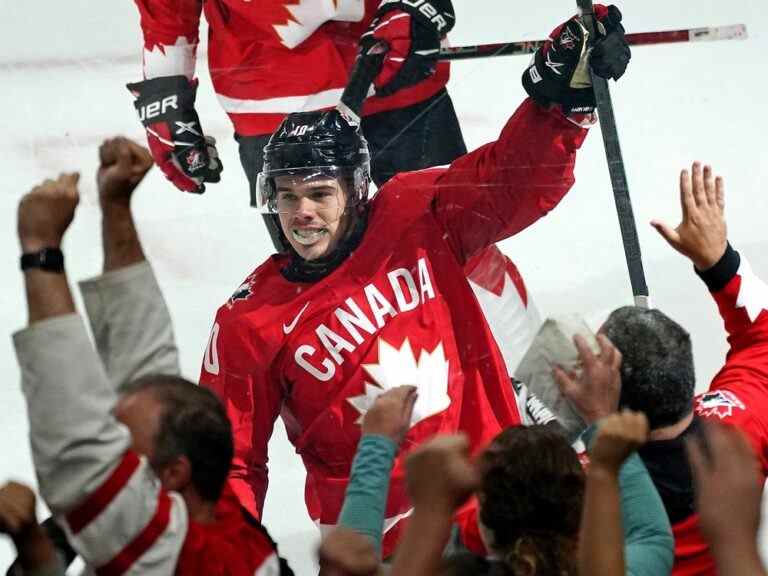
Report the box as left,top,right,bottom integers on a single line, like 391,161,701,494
671,251,768,576
134,0,450,136
199,98,589,557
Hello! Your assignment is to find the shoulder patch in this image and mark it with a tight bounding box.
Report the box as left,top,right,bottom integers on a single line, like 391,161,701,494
696,389,746,420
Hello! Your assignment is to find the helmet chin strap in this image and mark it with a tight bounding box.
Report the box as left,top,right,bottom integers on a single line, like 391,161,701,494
281,206,369,283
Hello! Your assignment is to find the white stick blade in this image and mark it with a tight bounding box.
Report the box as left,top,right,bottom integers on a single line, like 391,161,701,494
689,24,748,42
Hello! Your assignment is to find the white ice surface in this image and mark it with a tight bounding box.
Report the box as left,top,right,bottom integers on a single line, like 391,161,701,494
1,1,767,573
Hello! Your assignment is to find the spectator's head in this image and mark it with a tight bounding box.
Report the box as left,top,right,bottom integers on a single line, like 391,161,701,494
114,374,233,502
601,306,695,430
476,425,583,576
257,109,371,261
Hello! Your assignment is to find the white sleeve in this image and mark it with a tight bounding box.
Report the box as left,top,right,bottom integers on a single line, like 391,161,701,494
79,261,180,391
13,315,187,574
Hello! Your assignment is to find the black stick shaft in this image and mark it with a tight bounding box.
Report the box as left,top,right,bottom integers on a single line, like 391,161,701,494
340,47,386,118
577,0,650,308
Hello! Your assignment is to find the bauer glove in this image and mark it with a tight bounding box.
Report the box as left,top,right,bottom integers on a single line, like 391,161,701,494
522,4,631,116
127,76,222,194
359,0,455,97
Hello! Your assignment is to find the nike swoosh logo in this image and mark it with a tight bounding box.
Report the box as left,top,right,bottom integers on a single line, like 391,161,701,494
283,301,311,335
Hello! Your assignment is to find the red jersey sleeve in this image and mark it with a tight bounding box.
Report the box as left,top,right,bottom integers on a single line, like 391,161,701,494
134,0,202,79
199,311,284,519
695,245,768,475
429,98,589,264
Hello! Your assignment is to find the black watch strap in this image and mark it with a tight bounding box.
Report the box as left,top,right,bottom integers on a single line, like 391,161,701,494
20,248,65,273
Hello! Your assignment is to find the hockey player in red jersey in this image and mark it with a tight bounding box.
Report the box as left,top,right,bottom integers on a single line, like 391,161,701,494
127,0,547,377
563,162,768,575
199,7,631,558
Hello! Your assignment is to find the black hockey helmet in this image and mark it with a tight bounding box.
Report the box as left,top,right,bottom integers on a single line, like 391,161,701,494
256,109,371,214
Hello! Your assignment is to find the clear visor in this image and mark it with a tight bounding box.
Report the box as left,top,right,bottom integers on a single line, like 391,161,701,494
256,166,362,217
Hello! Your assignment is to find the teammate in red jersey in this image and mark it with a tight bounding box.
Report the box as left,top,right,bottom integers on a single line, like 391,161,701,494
199,7,630,558
562,162,768,575
127,0,460,209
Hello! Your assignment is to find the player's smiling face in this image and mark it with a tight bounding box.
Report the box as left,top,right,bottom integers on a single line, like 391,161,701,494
276,173,351,261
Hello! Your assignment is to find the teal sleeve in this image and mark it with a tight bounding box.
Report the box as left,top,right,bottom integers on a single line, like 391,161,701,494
619,454,674,576
580,425,674,576
337,434,398,558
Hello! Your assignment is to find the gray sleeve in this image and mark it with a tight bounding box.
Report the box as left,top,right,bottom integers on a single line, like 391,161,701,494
13,315,130,515
78,261,180,390
12,315,188,572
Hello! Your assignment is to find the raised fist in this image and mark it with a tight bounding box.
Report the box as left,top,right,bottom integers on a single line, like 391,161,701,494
590,410,649,473
361,385,418,445
522,4,631,116
18,173,80,252
97,137,154,206
406,433,479,514
318,527,379,576
0,481,37,537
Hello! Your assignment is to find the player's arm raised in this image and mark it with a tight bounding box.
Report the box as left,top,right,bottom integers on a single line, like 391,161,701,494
431,5,629,265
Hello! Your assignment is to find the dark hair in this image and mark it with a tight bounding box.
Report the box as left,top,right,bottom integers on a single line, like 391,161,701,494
602,306,695,429
442,553,511,576
123,374,233,502
478,426,583,576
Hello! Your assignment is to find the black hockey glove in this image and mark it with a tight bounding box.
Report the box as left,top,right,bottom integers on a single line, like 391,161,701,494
359,0,455,97
522,4,631,116
127,75,222,194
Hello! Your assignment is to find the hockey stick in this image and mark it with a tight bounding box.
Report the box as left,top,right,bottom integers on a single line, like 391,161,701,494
577,0,650,308
438,24,747,61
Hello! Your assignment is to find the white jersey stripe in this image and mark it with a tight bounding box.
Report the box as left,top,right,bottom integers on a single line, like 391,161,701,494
64,456,188,571
217,88,345,115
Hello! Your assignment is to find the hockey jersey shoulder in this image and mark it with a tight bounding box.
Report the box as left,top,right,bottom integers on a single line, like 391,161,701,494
371,166,446,222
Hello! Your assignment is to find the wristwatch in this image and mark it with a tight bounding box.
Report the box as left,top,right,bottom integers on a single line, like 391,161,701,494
20,248,65,273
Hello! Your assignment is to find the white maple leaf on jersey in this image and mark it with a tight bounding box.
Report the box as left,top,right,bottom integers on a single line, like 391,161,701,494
736,258,768,323
274,0,364,49
347,338,451,426
143,36,196,80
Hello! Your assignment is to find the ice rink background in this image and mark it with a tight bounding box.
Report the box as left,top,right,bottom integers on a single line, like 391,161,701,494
1,0,767,572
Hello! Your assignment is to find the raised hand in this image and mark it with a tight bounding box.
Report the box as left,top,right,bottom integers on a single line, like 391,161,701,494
0,482,37,537
687,421,762,547
18,172,80,252
590,410,649,473
405,434,479,515
553,334,622,425
97,137,154,206
652,162,727,271
318,527,379,576
361,385,418,445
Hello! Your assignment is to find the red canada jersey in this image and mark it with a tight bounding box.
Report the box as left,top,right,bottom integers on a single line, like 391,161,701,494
671,255,768,576
199,98,588,556
134,0,450,136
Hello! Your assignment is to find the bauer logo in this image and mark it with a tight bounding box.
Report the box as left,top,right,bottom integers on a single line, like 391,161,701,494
137,95,178,122
379,0,451,31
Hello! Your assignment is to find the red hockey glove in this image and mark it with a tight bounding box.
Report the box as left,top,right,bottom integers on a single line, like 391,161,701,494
359,0,455,97
522,4,631,117
127,76,222,194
